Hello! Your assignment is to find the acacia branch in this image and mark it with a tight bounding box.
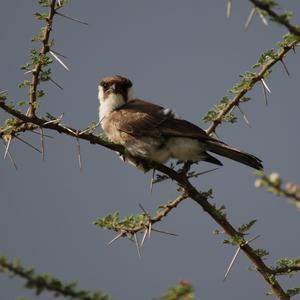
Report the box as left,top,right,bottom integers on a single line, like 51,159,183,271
0,255,110,300
28,0,57,117
0,100,290,299
206,41,297,135
272,265,300,276
249,0,300,37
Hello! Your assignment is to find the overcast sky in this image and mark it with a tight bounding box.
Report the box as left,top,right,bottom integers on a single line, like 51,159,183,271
1,1,300,299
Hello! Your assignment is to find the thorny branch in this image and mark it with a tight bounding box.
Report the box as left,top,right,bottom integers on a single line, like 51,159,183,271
249,0,300,38
0,256,110,300
134,193,188,234
255,172,300,209
1,1,300,300
0,99,291,299
205,40,298,135
28,0,57,117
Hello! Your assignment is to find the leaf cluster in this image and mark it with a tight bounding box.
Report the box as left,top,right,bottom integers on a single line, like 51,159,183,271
93,212,149,233
154,281,194,300
0,255,111,300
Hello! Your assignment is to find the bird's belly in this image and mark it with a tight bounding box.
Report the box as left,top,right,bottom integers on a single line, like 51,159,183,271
167,137,206,161
126,137,171,163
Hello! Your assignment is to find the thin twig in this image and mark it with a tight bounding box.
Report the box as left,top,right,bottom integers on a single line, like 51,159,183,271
55,12,88,25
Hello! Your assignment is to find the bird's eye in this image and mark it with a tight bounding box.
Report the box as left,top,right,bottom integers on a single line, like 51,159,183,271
101,82,109,89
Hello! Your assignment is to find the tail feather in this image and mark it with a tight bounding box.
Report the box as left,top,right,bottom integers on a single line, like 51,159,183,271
206,141,263,170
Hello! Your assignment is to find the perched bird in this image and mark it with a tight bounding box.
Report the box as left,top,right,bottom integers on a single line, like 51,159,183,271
98,75,263,171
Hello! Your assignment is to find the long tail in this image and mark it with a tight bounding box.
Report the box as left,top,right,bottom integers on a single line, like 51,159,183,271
205,141,263,170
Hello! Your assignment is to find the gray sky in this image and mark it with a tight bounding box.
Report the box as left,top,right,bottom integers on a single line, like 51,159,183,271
1,1,300,299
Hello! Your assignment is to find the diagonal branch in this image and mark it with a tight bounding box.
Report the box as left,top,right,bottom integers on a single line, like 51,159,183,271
206,41,297,135
0,255,110,300
0,100,291,299
249,0,300,37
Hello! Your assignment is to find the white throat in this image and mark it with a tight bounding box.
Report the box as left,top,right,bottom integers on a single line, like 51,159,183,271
98,86,134,122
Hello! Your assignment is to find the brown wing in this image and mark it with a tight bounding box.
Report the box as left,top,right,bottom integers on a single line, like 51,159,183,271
116,99,217,143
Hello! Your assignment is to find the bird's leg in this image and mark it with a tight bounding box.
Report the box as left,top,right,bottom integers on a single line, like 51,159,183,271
178,160,193,175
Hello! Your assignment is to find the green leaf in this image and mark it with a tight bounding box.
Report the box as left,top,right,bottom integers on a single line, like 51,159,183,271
19,80,31,89
238,219,257,234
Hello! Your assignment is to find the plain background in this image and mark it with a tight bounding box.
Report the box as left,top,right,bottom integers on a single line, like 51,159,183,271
1,1,300,299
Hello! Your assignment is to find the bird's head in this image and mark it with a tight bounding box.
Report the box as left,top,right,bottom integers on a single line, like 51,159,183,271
98,75,134,110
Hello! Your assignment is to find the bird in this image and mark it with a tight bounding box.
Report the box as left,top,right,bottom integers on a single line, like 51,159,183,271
98,75,263,171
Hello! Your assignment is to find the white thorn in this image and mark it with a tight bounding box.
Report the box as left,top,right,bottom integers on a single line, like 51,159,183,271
148,222,152,239
226,0,232,19
257,10,268,26
244,7,256,30
134,233,141,258
261,81,268,106
237,105,251,128
107,232,123,246
40,127,45,161
223,247,241,281
50,51,70,71
4,135,12,159
223,235,260,281
261,78,271,94
140,229,148,248
76,137,83,172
